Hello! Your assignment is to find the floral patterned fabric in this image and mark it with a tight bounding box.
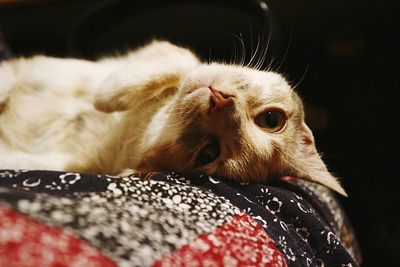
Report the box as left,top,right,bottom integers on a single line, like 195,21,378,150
0,170,361,267
153,213,287,267
0,206,116,267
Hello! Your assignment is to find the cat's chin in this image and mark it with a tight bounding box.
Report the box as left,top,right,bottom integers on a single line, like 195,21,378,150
178,86,212,113
188,86,211,95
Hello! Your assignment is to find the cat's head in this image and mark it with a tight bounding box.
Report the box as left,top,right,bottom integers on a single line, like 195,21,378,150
95,50,346,196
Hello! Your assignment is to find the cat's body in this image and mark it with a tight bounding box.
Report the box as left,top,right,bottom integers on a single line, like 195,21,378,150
0,40,346,195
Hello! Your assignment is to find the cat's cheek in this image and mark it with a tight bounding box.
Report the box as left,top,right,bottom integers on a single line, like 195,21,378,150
135,160,155,173
135,154,167,173
180,87,210,108
137,143,190,173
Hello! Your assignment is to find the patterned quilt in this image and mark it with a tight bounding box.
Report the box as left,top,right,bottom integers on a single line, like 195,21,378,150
0,170,361,267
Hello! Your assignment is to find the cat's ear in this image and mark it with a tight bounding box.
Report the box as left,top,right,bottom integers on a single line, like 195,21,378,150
294,122,348,196
94,70,180,113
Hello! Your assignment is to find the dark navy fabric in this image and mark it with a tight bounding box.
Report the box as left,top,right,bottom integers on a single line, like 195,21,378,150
0,170,361,266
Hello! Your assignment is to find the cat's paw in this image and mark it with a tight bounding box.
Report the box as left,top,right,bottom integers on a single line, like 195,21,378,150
117,168,139,177
0,61,16,110
0,81,10,113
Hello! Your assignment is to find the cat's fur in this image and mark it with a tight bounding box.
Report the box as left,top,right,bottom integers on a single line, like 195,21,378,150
0,40,346,195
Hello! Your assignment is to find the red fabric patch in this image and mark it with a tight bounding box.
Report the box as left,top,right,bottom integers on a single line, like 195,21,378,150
154,213,287,267
0,205,116,267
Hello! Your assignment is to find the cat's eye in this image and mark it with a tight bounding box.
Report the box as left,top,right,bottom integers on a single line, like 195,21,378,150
256,109,287,132
195,140,220,167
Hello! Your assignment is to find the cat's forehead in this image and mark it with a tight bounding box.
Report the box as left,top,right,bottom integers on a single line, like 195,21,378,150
228,66,295,109
184,63,295,110
192,63,291,92
240,68,292,97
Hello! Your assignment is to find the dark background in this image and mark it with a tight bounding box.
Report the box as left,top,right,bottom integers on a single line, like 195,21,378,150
0,0,399,265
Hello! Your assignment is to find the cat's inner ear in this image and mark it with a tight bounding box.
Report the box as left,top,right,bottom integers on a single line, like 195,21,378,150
293,122,348,196
94,71,180,113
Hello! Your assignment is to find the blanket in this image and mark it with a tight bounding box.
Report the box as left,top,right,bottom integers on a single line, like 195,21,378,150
0,170,361,266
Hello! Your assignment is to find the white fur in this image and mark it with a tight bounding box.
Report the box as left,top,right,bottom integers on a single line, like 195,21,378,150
0,40,346,195
0,41,199,173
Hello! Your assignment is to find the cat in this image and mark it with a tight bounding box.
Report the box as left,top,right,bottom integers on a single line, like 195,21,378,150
0,40,346,196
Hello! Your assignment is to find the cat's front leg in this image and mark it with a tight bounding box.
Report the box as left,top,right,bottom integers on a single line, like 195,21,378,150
116,168,156,181
0,61,16,112
0,150,70,171
94,41,200,113
117,168,138,177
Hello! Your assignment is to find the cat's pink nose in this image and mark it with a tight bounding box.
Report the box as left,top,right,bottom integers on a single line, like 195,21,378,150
209,87,234,113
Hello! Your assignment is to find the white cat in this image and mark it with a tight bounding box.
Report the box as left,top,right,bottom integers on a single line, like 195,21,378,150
0,40,346,195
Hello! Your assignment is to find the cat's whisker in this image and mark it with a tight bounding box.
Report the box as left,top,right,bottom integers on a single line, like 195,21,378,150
164,113,197,128
172,106,200,117
257,95,282,104
319,151,342,159
266,29,293,73
231,37,238,65
275,30,293,72
281,154,310,177
207,47,213,65
259,47,270,70
249,29,255,64
254,44,265,70
164,121,186,128
247,34,261,68
166,110,191,120
233,33,246,67
270,142,313,178
291,65,310,90
239,33,246,66
264,53,280,72
233,42,239,65
254,32,272,70
151,93,162,102
132,106,152,118
126,154,145,163
158,113,192,128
